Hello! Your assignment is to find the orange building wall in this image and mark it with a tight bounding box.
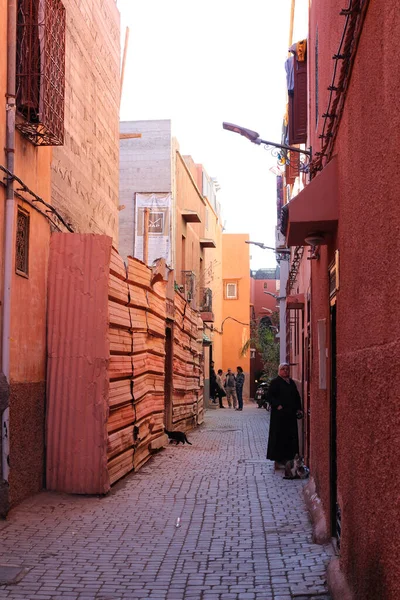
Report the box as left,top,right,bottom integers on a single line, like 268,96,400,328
221,234,251,397
174,151,207,308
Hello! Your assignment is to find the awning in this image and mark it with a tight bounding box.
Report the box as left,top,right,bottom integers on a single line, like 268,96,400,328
283,156,339,246
287,293,305,309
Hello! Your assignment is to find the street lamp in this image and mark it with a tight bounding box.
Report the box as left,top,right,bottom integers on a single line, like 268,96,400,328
245,240,290,254
222,122,311,171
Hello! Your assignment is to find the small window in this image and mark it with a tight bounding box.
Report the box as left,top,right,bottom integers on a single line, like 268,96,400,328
226,282,237,299
16,208,30,277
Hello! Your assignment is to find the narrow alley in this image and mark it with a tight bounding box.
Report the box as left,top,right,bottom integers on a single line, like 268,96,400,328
0,406,333,600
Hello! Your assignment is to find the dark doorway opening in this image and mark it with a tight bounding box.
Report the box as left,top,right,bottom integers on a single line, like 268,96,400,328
164,326,173,430
330,301,340,545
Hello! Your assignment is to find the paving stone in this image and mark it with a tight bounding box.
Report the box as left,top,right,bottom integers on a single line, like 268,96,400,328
0,405,333,600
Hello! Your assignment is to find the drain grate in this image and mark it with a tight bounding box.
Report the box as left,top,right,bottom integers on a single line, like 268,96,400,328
0,565,30,585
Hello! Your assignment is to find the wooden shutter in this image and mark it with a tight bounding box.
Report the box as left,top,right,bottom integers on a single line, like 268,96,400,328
289,58,308,145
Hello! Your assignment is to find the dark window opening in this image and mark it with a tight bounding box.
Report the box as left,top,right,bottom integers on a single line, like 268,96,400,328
16,208,30,277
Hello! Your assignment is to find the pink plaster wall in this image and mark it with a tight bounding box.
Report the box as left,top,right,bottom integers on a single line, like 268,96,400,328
46,234,112,494
309,2,400,598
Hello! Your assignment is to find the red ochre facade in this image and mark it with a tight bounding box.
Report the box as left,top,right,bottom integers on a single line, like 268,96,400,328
286,2,400,599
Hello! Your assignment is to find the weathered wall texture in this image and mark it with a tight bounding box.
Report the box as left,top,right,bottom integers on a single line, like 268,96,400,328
306,2,400,599
52,0,120,241
46,234,204,494
119,120,172,261
0,0,54,509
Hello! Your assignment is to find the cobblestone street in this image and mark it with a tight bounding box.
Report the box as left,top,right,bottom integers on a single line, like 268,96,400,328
0,404,333,600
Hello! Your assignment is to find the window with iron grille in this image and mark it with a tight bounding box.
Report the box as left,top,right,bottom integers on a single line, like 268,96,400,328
16,0,66,146
16,208,30,277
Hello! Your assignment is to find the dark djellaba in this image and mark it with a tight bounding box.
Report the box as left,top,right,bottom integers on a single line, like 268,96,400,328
266,362,303,467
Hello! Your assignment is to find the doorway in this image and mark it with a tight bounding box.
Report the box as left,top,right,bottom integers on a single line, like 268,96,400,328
330,301,340,545
164,326,173,429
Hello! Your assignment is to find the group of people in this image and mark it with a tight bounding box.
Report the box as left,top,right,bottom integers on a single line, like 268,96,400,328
209,362,245,411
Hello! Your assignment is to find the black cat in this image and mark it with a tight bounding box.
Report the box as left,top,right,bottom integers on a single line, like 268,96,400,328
165,429,192,445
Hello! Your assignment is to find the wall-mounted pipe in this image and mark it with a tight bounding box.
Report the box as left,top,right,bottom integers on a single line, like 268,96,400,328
2,0,17,484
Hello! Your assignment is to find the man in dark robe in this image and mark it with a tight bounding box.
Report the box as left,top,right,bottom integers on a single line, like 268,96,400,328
266,363,303,465
210,361,217,403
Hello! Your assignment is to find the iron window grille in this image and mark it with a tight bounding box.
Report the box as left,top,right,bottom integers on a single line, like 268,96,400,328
200,288,212,312
16,0,66,146
182,271,196,308
16,208,30,277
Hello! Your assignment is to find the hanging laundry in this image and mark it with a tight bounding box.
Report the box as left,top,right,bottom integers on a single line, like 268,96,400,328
285,56,294,93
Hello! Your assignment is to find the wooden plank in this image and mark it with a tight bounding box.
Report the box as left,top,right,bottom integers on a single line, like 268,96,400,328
107,403,135,434
108,448,134,485
109,300,131,329
147,312,166,337
119,132,142,139
110,248,127,281
107,425,135,459
133,353,165,377
109,379,133,408
133,373,165,400
135,394,164,421
109,273,129,305
132,332,165,356
128,284,148,309
126,257,152,287
109,355,133,380
109,328,132,354
130,308,148,332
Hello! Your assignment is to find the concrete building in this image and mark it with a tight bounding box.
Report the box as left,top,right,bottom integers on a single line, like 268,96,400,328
119,120,224,403
51,0,120,241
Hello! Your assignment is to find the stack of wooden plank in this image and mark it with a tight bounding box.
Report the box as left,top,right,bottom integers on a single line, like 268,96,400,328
47,235,205,495
172,292,204,430
107,253,168,484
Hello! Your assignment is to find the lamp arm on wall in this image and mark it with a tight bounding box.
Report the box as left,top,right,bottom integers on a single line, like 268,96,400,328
220,316,250,334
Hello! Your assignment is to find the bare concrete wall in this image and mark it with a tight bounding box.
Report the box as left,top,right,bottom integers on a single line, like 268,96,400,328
52,0,120,242
119,120,172,261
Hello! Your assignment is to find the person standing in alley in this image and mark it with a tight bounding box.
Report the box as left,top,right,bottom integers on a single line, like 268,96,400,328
215,369,227,408
224,368,238,409
266,363,303,468
236,366,245,411
210,361,217,404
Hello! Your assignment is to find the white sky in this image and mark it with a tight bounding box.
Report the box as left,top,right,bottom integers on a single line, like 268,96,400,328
117,1,308,269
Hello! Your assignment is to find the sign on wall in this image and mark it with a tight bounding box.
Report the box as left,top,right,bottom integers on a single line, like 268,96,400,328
134,193,172,266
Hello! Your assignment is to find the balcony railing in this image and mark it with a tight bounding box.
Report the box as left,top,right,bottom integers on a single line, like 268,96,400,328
200,288,212,312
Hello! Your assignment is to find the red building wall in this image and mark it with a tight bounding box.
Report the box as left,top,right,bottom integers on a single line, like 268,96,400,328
307,2,400,598
250,276,279,396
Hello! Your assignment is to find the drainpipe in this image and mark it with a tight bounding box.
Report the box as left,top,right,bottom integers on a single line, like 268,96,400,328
2,0,17,484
